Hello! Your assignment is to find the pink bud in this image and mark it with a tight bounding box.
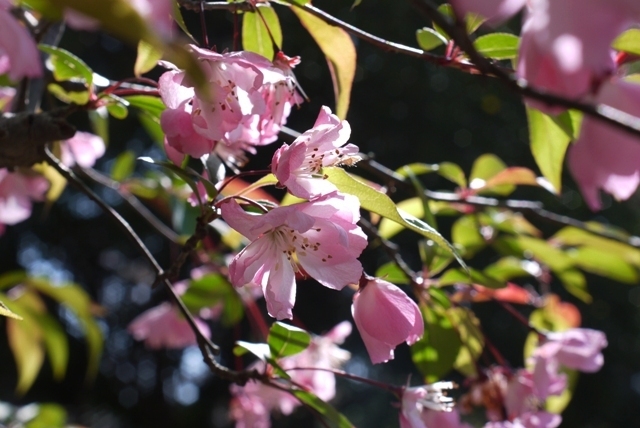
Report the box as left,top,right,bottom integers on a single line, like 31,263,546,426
352,278,424,364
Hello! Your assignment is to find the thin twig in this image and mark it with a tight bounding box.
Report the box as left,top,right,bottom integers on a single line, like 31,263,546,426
410,0,640,140
44,146,262,384
81,167,181,244
357,155,640,248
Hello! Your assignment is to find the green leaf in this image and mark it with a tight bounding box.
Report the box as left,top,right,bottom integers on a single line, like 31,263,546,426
484,257,535,282
19,0,63,19
172,0,198,43
495,236,574,272
552,226,640,267
25,403,67,428
293,6,356,119
378,197,422,239
242,5,282,60
25,278,103,382
613,28,640,56
181,274,244,326
438,267,505,289
233,341,271,360
111,150,136,182
432,3,453,41
89,108,109,144
469,153,506,183
135,40,163,77
450,307,484,377
396,163,438,177
527,107,581,193
438,162,467,188
557,269,592,303
106,101,129,119
451,215,485,258
39,44,93,85
0,299,23,320
568,247,638,284
0,270,27,290
125,95,166,118
416,27,447,51
291,390,354,428
26,309,69,380
7,312,44,395
325,167,465,268
46,83,90,105
473,33,519,60
268,322,311,359
139,157,218,201
375,262,410,285
411,303,461,383
420,239,454,277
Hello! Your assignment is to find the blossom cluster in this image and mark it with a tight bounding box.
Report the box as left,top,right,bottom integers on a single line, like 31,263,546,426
159,48,303,163
451,0,640,210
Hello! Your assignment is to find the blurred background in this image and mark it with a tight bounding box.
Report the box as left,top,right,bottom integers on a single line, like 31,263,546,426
1,0,639,426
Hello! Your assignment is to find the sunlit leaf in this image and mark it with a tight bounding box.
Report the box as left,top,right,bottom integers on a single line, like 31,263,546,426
375,262,410,285
39,44,93,85
567,247,638,284
552,226,640,267
473,33,519,60
416,27,447,51
432,3,453,40
452,215,485,258
325,167,465,268
233,341,271,360
268,322,311,358
293,6,356,118
438,162,467,188
0,271,27,290
25,403,67,428
557,269,592,303
111,150,136,182
450,307,484,377
243,5,282,60
135,40,163,77
172,0,197,43
291,390,354,428
438,267,504,289
484,257,536,282
6,305,44,394
494,236,574,272
181,274,244,326
412,302,461,382
613,28,640,56
89,108,109,145
527,107,581,193
47,83,90,105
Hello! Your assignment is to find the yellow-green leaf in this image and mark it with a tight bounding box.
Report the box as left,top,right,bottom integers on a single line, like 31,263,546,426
0,299,22,320
473,33,519,60
416,27,447,51
242,5,282,60
613,28,640,56
293,6,356,119
135,40,163,77
7,314,44,395
325,167,465,268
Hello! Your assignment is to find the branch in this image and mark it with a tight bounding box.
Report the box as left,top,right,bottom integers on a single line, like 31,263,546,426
356,155,640,248
410,0,640,140
44,146,262,385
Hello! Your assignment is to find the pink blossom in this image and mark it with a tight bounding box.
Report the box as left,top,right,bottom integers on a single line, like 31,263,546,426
0,169,48,234
352,277,424,364
229,322,352,426
568,80,640,210
280,321,352,402
159,69,215,158
535,328,607,372
516,0,640,109
400,382,462,428
0,0,42,81
128,302,210,349
272,106,360,199
503,369,563,428
220,192,367,319
60,132,105,168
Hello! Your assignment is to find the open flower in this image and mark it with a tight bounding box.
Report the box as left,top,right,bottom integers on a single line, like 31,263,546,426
221,192,367,319
128,302,210,349
534,328,607,372
352,277,424,364
400,382,462,428
60,131,105,168
272,105,360,199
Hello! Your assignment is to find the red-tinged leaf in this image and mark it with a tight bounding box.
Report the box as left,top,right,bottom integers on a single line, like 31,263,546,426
452,283,533,304
479,167,541,193
223,175,280,204
292,6,356,119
